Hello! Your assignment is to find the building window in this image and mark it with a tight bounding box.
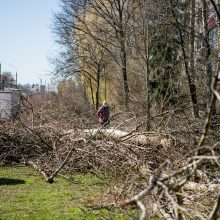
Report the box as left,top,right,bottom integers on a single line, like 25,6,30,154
209,28,218,47
196,39,205,50
198,7,203,26
209,5,216,17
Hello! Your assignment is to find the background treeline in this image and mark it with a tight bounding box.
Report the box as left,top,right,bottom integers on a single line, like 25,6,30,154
52,0,220,123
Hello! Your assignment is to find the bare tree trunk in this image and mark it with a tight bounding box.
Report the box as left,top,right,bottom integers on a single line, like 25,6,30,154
87,74,95,106
144,59,151,131
121,45,129,110
171,2,199,118
189,0,199,118
95,68,101,110
142,4,151,131
133,0,151,130
203,0,212,98
203,0,216,115
118,0,129,110
104,67,107,100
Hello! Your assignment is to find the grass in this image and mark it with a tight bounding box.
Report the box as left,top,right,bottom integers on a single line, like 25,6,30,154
0,166,137,220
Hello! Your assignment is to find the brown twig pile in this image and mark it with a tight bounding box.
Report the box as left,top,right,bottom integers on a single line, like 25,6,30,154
0,92,219,219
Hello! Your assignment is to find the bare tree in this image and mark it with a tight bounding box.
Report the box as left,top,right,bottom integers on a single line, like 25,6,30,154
170,0,199,118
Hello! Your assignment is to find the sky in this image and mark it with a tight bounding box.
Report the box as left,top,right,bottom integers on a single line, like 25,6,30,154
0,0,60,85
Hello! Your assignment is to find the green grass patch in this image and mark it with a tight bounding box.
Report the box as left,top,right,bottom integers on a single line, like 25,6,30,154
0,166,137,220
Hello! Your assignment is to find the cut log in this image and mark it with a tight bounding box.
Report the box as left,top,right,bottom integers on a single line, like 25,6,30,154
83,128,177,147
184,181,220,192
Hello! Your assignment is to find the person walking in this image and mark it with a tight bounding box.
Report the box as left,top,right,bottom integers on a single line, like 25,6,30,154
97,101,110,128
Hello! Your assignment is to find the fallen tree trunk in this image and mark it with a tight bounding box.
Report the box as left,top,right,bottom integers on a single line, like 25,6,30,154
184,181,220,192
66,129,220,193
83,129,179,147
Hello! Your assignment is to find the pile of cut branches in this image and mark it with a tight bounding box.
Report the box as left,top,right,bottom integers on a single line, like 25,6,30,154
0,93,219,219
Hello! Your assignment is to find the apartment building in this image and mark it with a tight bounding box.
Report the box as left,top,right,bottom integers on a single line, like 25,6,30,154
195,0,219,54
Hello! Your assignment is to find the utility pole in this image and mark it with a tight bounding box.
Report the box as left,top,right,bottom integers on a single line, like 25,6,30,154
16,72,17,86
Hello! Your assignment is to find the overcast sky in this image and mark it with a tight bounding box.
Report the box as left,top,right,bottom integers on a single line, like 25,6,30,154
0,0,60,85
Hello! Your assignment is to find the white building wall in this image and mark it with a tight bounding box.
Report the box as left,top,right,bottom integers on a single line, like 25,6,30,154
0,91,12,119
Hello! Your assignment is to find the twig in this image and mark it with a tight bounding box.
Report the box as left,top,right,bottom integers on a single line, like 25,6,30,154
121,161,170,220
197,60,219,150
209,193,220,220
28,160,49,182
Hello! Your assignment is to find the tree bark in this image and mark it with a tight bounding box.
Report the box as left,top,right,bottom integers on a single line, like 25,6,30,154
142,9,151,131
171,2,199,118
189,0,199,118
203,0,216,114
95,67,101,110
118,0,129,109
